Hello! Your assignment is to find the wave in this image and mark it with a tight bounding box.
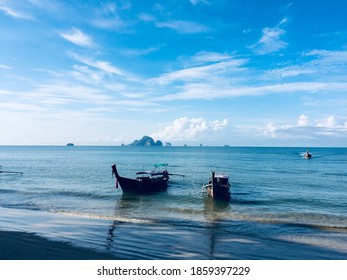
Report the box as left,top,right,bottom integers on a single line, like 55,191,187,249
0,187,116,201
51,209,155,225
48,189,115,200
280,221,347,232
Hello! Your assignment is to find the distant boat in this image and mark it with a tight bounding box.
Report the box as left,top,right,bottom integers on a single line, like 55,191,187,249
111,164,169,193
203,171,230,199
303,150,312,159
66,143,74,146
0,165,23,175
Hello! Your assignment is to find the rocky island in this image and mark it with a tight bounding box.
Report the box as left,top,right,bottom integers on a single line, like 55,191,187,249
128,136,163,147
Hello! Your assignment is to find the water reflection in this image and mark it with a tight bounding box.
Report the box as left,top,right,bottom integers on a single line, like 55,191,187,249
106,220,123,251
105,192,233,259
202,195,231,259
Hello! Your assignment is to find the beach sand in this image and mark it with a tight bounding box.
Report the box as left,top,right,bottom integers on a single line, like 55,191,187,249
1,207,347,260
0,231,117,260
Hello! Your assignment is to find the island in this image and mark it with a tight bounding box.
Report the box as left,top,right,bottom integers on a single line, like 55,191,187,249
128,136,163,147
66,143,74,146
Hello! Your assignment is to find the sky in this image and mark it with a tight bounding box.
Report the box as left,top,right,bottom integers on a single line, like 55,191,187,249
1,0,347,146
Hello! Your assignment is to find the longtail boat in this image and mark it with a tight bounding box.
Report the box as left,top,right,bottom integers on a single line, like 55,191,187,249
112,164,169,193
203,171,230,199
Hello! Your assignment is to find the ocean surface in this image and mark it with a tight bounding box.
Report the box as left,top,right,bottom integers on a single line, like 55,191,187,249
1,146,347,259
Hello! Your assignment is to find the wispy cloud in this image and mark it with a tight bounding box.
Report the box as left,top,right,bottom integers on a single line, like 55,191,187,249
250,19,288,54
69,53,130,79
91,1,131,30
263,49,347,80
152,117,228,141
92,18,128,30
189,0,209,5
0,64,12,69
183,51,234,66
0,101,44,112
0,5,33,20
27,0,61,12
156,20,210,34
157,82,347,101
58,28,95,48
250,27,287,54
152,55,247,86
263,66,315,79
148,45,347,102
119,46,161,57
138,13,155,22
23,84,112,106
305,49,347,63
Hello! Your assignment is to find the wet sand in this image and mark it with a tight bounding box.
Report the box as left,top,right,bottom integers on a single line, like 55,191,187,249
0,231,117,260
1,207,347,260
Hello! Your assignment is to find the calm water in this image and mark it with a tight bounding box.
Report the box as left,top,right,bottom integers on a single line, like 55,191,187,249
1,146,347,259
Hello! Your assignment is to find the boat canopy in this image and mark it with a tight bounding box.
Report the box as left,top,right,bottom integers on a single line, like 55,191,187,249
154,163,168,168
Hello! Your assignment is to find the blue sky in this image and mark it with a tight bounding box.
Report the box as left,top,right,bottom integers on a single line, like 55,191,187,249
1,0,347,146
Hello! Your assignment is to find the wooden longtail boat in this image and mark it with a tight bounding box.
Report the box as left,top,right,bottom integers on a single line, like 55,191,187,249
111,164,169,193
203,171,230,199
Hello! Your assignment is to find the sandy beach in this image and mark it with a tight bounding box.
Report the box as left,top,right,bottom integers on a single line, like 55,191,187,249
0,231,117,260
1,206,347,260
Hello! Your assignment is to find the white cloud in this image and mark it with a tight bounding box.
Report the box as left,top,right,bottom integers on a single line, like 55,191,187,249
152,117,228,141
305,49,347,62
211,119,228,131
278,17,288,26
70,53,128,78
0,5,33,20
156,20,209,34
0,90,11,95
0,102,44,112
263,115,347,140
298,114,309,126
58,28,95,48
264,66,314,79
263,48,347,81
92,17,128,30
138,13,155,22
316,116,337,128
263,122,276,138
250,26,287,54
187,51,233,65
157,82,347,101
28,0,61,12
0,64,11,69
152,58,247,86
89,1,131,30
120,46,160,57
189,0,209,5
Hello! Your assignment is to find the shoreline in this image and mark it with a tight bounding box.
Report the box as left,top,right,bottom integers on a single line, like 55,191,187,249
1,207,347,260
0,230,118,260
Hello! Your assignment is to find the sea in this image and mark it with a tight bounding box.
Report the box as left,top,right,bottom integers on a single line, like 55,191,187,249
1,146,347,259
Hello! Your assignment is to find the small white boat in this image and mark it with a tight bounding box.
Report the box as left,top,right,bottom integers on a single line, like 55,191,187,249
303,150,312,159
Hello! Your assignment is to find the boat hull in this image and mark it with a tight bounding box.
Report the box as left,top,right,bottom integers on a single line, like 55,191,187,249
118,176,168,192
204,171,230,200
112,164,168,193
205,184,230,199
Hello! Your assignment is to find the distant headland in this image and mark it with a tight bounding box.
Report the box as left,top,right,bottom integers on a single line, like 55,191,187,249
128,136,163,147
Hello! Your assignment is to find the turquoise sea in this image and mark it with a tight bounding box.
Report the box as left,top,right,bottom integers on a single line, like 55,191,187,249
1,146,347,259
